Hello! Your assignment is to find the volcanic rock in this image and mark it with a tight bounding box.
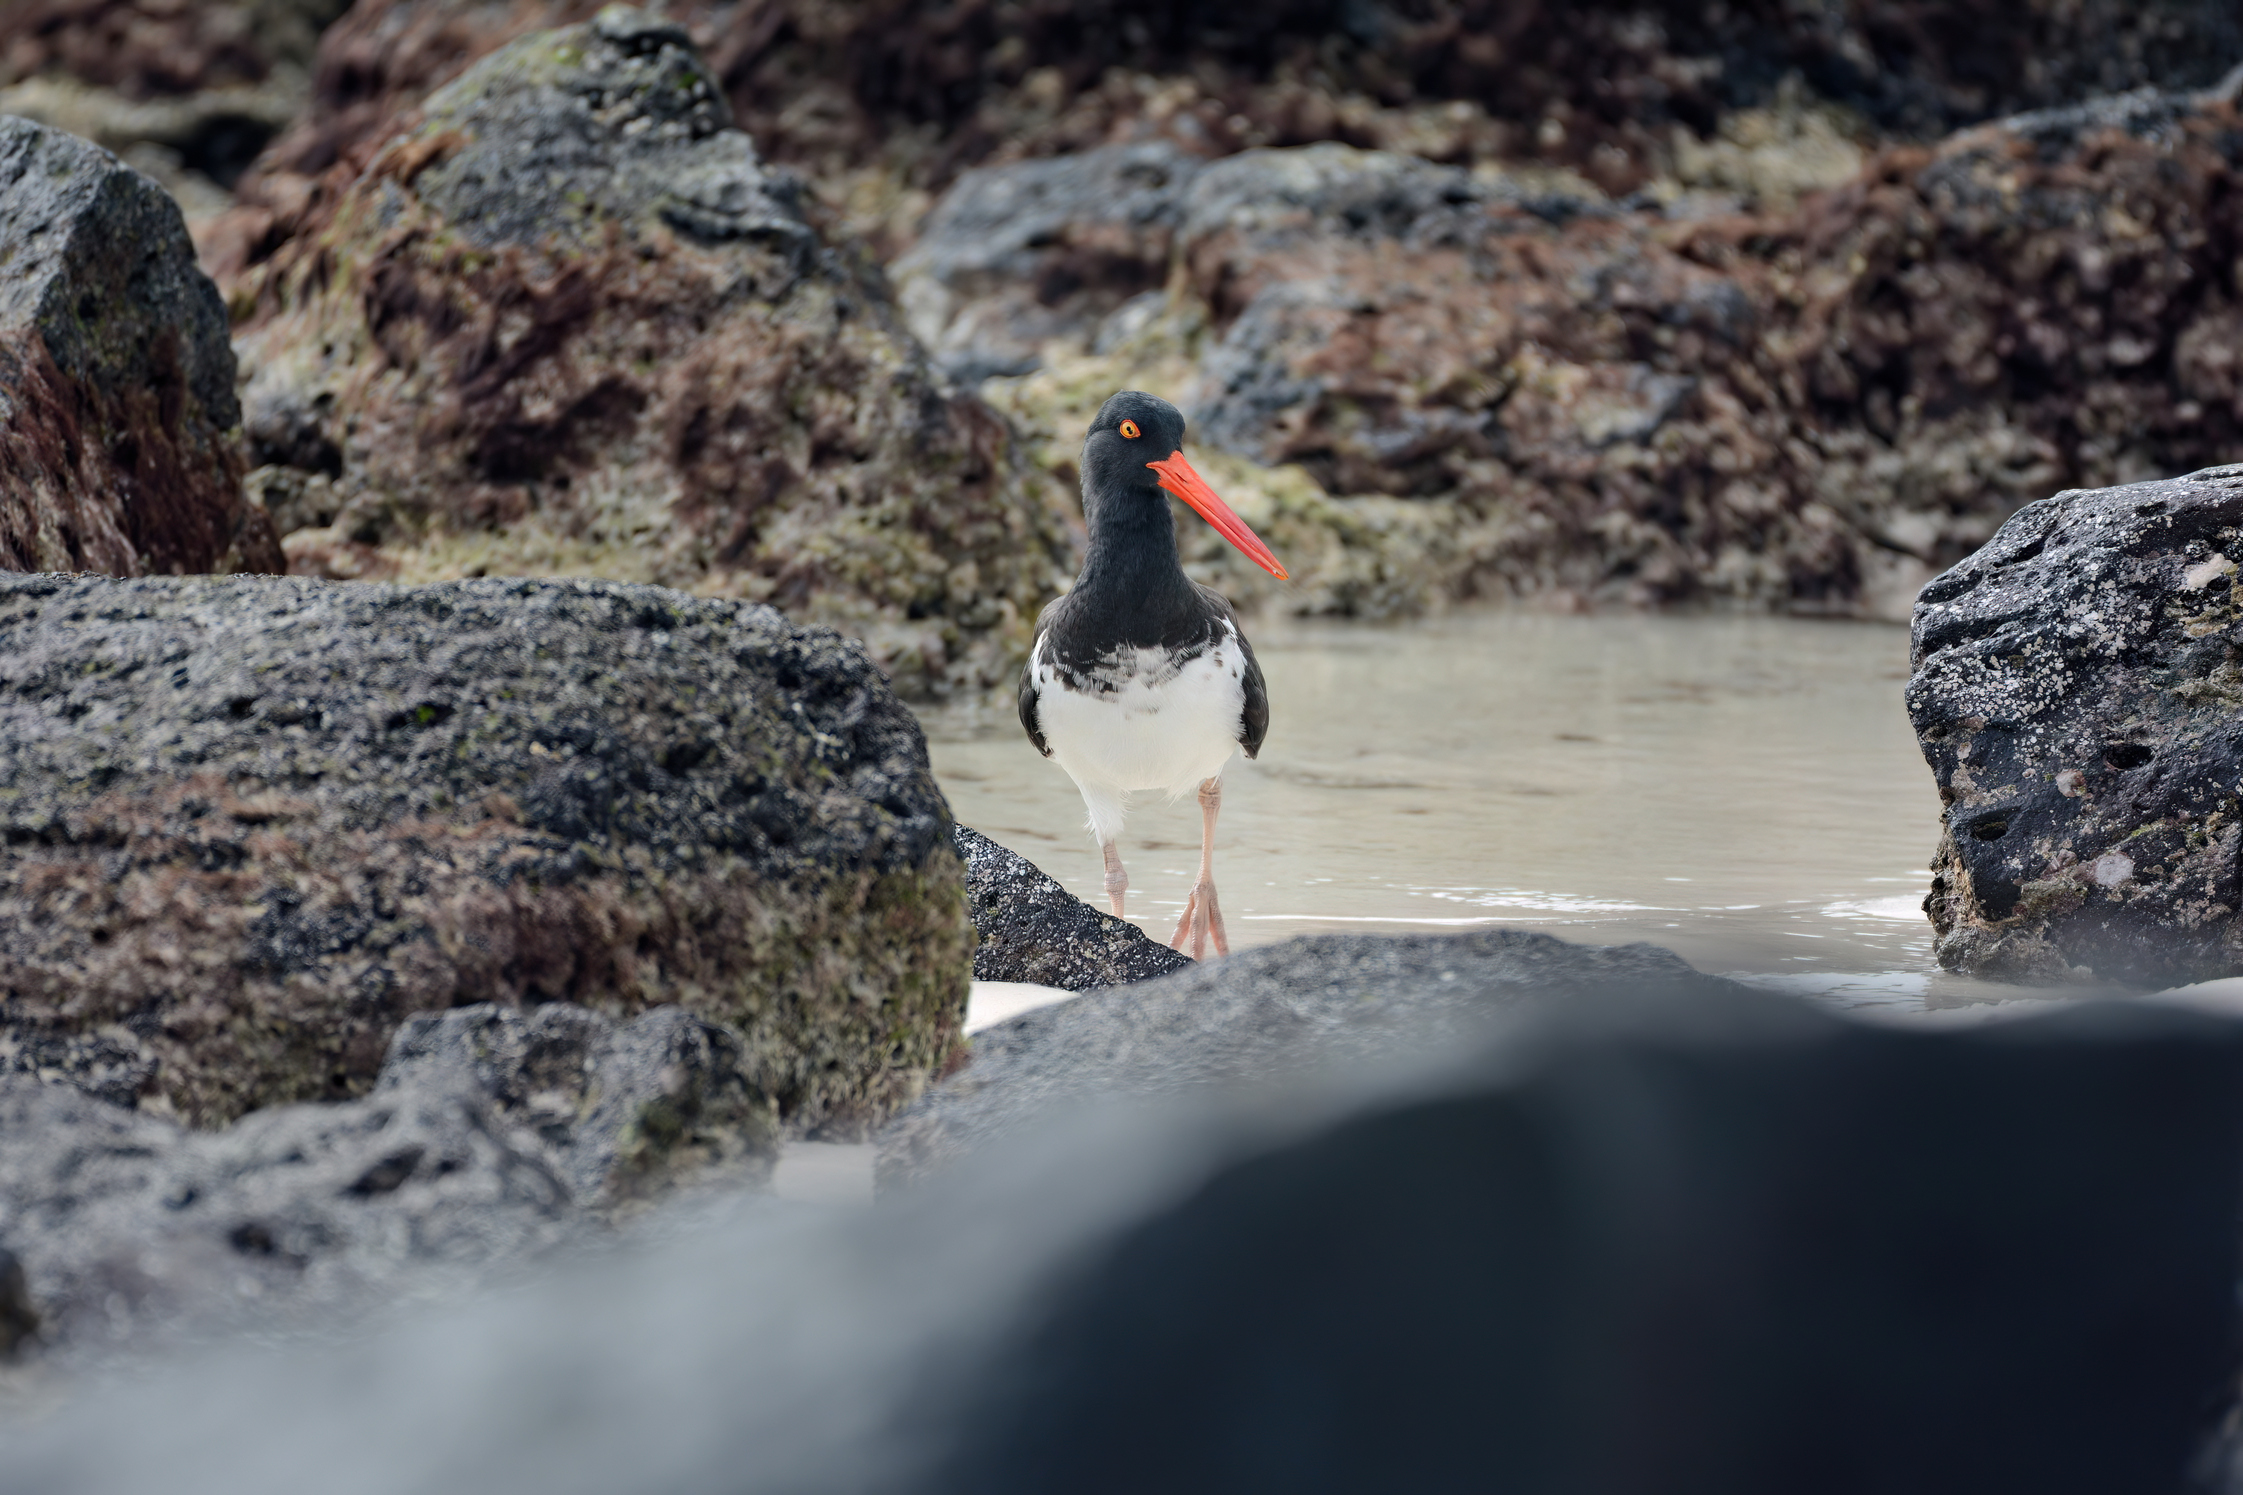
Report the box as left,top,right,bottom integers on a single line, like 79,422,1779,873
953,826,1190,992
875,928,1728,1187
0,572,970,1132
0,117,282,578
227,9,1069,699
17,982,2243,1492
0,999,773,1363
892,142,1205,381
1908,463,2243,985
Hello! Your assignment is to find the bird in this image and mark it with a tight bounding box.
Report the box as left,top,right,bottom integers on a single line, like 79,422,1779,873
1018,391,1287,959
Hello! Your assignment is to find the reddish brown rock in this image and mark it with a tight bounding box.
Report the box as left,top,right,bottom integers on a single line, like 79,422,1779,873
0,117,282,577
228,11,1068,698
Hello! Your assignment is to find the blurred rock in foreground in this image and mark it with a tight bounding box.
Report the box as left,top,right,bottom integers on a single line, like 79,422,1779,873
878,929,1725,1188
0,117,282,577
0,999,774,1364
11,970,2243,1494
227,10,1068,699
0,573,969,1133
953,826,1191,994
1910,463,2243,985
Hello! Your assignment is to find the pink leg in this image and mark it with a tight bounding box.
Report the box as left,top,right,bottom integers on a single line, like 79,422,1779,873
1102,840,1128,917
1168,777,1230,959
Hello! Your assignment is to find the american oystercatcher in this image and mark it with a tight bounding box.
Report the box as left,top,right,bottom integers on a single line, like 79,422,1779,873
1018,391,1288,958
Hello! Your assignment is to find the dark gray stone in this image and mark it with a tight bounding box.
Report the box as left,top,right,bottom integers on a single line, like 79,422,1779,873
876,928,1730,1187
0,115,281,576
0,572,970,1133
1909,463,2243,984
413,8,813,267
953,826,1190,992
382,1003,777,1207
893,142,1203,378
0,1000,776,1364
12,982,2243,1495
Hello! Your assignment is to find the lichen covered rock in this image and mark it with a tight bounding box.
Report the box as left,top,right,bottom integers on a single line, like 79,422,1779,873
932,83,2243,621
230,9,1069,699
0,572,970,1132
0,116,282,577
1908,464,2243,985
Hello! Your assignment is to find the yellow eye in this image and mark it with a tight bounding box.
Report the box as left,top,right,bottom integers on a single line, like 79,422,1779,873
1118,419,1140,439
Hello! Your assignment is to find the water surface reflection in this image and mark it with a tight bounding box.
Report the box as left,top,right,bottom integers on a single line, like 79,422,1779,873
923,610,2004,1012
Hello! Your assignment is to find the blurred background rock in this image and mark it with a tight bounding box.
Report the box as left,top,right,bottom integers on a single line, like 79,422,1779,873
7,0,2243,679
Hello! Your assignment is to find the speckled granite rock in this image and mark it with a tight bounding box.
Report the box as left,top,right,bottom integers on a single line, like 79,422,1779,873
875,929,1732,1187
0,999,774,1364
0,572,970,1132
0,117,282,577
227,8,1068,700
1908,463,2243,984
953,826,1191,992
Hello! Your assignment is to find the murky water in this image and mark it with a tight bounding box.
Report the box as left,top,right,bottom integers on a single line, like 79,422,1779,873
922,609,2018,1015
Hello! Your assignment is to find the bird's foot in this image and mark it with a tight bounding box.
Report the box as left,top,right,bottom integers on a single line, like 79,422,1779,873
1168,879,1229,959
1102,842,1128,917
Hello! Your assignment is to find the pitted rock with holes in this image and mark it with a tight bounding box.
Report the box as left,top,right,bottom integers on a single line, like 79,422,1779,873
1908,463,2243,984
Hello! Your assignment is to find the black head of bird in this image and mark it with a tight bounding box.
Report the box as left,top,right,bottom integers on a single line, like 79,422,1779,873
1079,391,1289,580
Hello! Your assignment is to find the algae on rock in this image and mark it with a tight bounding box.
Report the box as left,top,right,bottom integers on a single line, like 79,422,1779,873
230,9,1071,701
0,572,971,1134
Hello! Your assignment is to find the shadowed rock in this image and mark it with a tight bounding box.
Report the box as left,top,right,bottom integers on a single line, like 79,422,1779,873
15,975,2243,1492
0,572,970,1133
224,9,1068,699
0,999,774,1364
954,826,1191,992
0,117,282,577
876,928,1728,1188
1909,463,2243,985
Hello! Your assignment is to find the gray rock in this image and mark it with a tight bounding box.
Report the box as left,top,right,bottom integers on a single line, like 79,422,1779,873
0,116,282,576
1909,463,2243,984
413,8,814,269
0,572,971,1133
14,981,2243,1494
953,826,1190,992
382,1003,777,1207
893,142,1203,379
0,999,775,1363
876,928,1731,1187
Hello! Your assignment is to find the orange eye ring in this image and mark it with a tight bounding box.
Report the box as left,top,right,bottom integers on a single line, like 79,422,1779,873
1118,419,1141,439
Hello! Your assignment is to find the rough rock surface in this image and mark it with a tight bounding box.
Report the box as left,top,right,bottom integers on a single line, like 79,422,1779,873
226,10,1069,699
0,117,282,578
1908,464,2243,986
208,0,2243,271
0,999,774,1363
0,572,970,1132
954,82,2243,623
953,827,1190,992
875,929,1730,1187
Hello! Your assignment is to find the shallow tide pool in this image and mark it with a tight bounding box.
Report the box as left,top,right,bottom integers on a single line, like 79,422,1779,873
921,609,2011,1015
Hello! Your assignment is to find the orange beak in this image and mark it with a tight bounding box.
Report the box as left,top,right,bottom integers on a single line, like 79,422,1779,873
1147,450,1289,580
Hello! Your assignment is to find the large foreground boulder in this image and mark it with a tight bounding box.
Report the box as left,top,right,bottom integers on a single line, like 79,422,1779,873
953,826,1190,992
0,572,970,1131
0,999,774,1363
876,929,1729,1187
228,10,1069,699
1910,463,2243,984
0,117,282,577
14,977,2243,1493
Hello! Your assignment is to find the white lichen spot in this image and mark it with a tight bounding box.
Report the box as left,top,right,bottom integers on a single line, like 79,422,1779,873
2055,769,2086,797
2184,554,2239,591
2091,850,2135,888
